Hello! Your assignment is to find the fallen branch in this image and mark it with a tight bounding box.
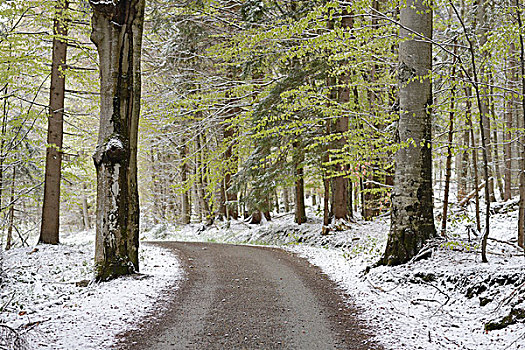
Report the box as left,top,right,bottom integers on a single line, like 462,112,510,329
458,178,493,207
493,281,525,313
488,237,523,250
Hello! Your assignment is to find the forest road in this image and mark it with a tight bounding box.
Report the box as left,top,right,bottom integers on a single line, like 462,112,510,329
118,242,381,350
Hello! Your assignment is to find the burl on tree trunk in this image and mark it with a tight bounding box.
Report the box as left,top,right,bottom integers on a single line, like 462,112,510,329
89,0,145,280
380,0,436,265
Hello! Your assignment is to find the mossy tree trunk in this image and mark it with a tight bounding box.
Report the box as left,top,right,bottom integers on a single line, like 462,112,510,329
89,0,145,281
380,0,436,266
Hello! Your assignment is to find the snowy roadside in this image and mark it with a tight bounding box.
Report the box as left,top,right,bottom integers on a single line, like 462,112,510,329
143,206,525,350
0,232,182,349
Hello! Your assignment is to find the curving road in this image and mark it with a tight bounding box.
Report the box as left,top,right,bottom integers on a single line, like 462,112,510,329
118,242,381,350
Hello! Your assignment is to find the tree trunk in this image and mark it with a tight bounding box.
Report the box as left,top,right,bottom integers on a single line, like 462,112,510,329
0,83,8,222
490,83,504,200
149,144,160,224
476,0,496,203
283,186,290,212
381,0,436,265
293,142,306,224
90,0,145,280
181,138,190,224
5,168,16,251
332,7,352,221
274,189,280,213
193,164,202,223
441,55,456,237
516,1,525,249
224,91,239,220
323,176,330,226
81,183,91,230
468,99,482,233
40,0,68,245
504,43,516,201
197,133,212,225
457,129,470,201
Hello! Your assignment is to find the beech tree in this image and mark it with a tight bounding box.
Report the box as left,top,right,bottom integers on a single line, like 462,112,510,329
380,0,436,265
89,0,145,280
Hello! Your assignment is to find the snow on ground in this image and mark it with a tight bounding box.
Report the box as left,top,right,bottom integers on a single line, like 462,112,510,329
142,202,525,350
0,231,182,349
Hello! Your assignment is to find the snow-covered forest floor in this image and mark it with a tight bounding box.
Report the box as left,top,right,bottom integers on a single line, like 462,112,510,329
143,201,525,350
0,233,182,349
1,200,524,349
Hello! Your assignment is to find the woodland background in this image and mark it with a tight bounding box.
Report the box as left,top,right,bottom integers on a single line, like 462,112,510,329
0,0,523,254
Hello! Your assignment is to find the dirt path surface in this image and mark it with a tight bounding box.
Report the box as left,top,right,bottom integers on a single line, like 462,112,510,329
118,242,381,350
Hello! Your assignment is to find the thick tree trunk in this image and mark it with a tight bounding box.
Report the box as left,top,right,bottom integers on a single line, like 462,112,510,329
332,8,352,221
90,0,145,280
381,0,436,265
40,0,68,245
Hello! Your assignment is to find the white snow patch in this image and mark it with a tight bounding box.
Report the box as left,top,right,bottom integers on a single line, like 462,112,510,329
0,230,182,349
105,137,123,152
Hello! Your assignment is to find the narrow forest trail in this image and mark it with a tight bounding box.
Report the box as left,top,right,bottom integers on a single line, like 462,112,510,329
118,242,381,350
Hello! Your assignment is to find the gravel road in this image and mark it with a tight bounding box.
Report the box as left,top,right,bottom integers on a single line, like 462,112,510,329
118,242,380,350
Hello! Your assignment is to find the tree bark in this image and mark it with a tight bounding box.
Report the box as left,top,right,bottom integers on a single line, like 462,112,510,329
516,0,525,249
504,43,516,201
181,137,190,224
283,186,290,212
197,133,212,225
224,86,239,220
332,7,352,221
490,83,504,200
467,97,482,233
90,0,145,280
381,0,436,265
476,0,496,203
5,168,16,251
40,0,68,245
441,54,456,237
81,183,91,230
293,142,306,224
457,129,470,201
